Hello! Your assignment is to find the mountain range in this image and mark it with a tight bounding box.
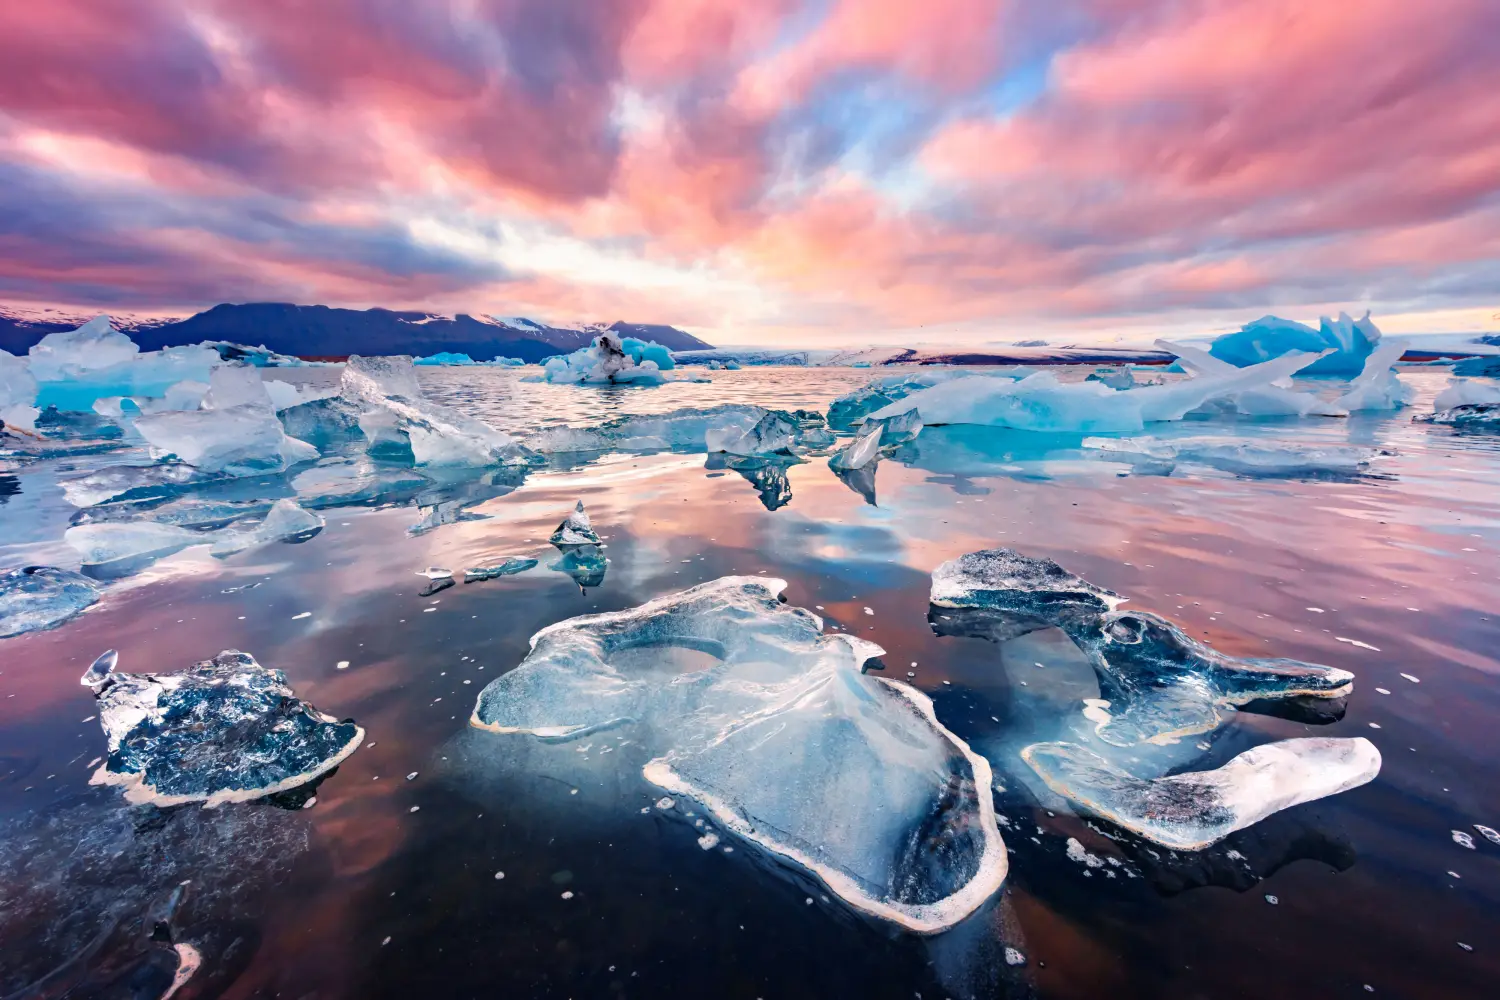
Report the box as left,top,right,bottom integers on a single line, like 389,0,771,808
0,302,714,361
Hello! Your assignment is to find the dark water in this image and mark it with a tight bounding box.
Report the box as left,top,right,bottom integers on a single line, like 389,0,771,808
1,368,1497,998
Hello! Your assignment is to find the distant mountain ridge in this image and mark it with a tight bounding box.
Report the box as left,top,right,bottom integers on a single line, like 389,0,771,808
0,302,713,360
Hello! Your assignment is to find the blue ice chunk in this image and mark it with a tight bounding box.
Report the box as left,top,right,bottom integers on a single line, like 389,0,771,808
1209,312,1382,376
414,352,478,366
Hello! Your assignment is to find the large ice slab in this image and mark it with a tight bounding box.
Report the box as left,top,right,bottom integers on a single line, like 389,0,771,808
28,317,222,412
1208,311,1382,376
470,576,1007,933
0,566,101,638
133,367,319,475
930,549,1353,746
868,350,1328,433
1022,737,1381,850
209,499,325,556
66,521,209,575
827,370,980,430
1157,340,1347,418
84,648,363,807
1083,435,1383,478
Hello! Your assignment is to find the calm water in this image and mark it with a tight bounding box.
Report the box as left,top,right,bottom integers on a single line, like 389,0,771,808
1,366,1497,999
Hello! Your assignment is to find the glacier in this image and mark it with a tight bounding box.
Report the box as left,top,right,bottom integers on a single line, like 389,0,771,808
1208,311,1384,375
470,576,1007,933
1022,738,1381,851
84,648,363,807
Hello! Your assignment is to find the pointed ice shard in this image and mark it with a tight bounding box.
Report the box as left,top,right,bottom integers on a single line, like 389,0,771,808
1157,340,1347,418
134,367,319,476
1332,338,1413,412
550,501,602,547
705,411,799,456
80,648,119,688
0,566,101,638
470,576,1006,933
930,549,1353,746
1021,737,1381,850
829,423,884,472
87,649,363,807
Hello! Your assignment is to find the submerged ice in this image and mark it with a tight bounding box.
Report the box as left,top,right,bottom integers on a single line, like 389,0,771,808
84,648,363,807
470,576,1006,933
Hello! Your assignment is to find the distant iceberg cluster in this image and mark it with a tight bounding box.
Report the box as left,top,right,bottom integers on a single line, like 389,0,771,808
529,331,702,385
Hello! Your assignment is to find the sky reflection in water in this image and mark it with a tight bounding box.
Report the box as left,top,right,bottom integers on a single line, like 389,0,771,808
0,367,1497,999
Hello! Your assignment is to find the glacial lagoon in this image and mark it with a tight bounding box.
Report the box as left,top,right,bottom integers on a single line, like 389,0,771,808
1,361,1498,998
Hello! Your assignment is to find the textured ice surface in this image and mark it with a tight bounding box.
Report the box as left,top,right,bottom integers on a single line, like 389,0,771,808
58,461,219,507
464,557,538,582
85,649,363,807
705,410,798,456
550,501,601,546
0,565,101,638
469,576,1006,932
1023,738,1381,850
930,549,1353,746
829,420,885,471
1083,436,1382,478
1158,340,1347,418
827,370,977,430
1417,378,1500,429
1209,311,1381,376
868,351,1327,433
66,521,209,574
134,367,319,475
209,499,325,556
339,355,527,466
1333,338,1413,412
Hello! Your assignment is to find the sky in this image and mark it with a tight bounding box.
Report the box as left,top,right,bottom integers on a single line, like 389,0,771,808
1,0,1497,347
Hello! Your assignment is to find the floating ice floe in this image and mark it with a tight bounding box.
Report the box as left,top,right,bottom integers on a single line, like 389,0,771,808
529,332,701,385
464,558,538,582
208,499,325,556
929,549,1355,747
1208,311,1383,376
0,565,102,638
828,409,924,473
27,317,222,412
827,370,984,430
1158,341,1347,417
66,499,326,575
867,349,1328,433
526,404,771,455
133,367,319,475
469,576,1006,933
1416,378,1500,430
1083,435,1384,478
1023,738,1381,851
83,648,363,807
704,411,799,457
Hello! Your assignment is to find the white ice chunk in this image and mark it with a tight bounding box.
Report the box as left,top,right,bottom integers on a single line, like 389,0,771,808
533,332,700,385
27,316,139,379
1333,338,1413,412
829,422,883,471
470,576,1007,933
1432,378,1500,412
704,411,798,456
66,521,207,569
1157,340,1347,417
1083,435,1381,477
1022,737,1381,850
340,355,526,466
0,349,40,433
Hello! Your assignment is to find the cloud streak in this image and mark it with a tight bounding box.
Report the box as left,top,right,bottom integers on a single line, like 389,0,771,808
0,0,1495,342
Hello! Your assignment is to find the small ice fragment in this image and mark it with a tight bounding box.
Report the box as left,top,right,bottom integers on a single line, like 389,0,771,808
560,891,574,900
1307,607,1325,613
863,607,874,615
1458,942,1473,952
292,612,312,620
1452,830,1475,849
1264,894,1279,905
697,832,720,850
1474,824,1500,845
1065,838,1105,869
494,871,505,879
1004,948,1026,967
1375,687,1389,695
1336,637,1381,651
337,661,351,670
464,558,538,583
551,501,602,547
406,772,419,781
80,649,119,688
1399,673,1420,684
417,566,453,580
655,797,675,810
409,806,420,813
303,797,317,809
382,937,391,946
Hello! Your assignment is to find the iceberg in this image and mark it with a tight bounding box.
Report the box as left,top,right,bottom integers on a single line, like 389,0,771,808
868,350,1329,434
28,317,222,412
208,499,325,556
133,367,319,475
464,557,538,582
414,352,478,366
1022,737,1381,850
0,349,40,433
339,355,529,466
0,565,101,638
1208,312,1383,376
1083,436,1383,478
84,648,363,807
827,369,980,430
550,500,601,546
1332,337,1413,412
470,576,1006,933
1157,340,1347,418
929,549,1354,747
533,332,691,385
204,341,315,367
